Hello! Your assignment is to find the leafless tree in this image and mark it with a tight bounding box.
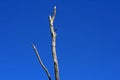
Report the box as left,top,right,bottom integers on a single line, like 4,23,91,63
32,6,60,80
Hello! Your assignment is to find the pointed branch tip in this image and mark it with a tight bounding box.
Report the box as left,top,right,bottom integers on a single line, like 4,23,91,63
32,43,52,80
32,43,35,48
54,6,56,9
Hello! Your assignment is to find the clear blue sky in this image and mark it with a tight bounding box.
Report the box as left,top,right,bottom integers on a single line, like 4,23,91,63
0,0,120,80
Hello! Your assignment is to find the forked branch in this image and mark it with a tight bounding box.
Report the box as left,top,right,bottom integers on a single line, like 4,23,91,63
32,44,51,80
49,6,60,80
32,6,60,80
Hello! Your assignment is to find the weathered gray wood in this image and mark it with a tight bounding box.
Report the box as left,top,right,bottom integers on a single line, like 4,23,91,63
32,6,60,80
32,44,51,80
49,6,60,80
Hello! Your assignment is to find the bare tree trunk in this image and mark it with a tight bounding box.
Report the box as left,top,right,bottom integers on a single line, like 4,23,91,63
49,6,60,80
32,6,60,80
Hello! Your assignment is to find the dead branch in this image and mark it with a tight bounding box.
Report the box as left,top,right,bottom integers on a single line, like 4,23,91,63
49,6,60,80
32,44,51,80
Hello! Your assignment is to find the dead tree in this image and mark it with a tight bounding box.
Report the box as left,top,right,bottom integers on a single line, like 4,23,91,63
32,6,60,80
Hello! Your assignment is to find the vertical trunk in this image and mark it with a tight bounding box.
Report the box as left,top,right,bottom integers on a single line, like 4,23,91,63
32,6,60,80
49,6,60,80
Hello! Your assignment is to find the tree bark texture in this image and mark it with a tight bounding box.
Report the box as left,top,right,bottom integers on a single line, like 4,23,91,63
32,6,60,80
49,6,60,80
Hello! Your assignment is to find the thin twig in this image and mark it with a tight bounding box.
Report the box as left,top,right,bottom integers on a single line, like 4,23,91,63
49,6,60,80
32,44,52,80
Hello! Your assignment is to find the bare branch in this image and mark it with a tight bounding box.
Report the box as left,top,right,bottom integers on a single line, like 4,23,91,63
49,6,60,80
32,44,52,80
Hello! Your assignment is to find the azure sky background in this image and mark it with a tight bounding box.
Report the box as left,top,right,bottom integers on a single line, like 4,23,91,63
0,0,120,80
